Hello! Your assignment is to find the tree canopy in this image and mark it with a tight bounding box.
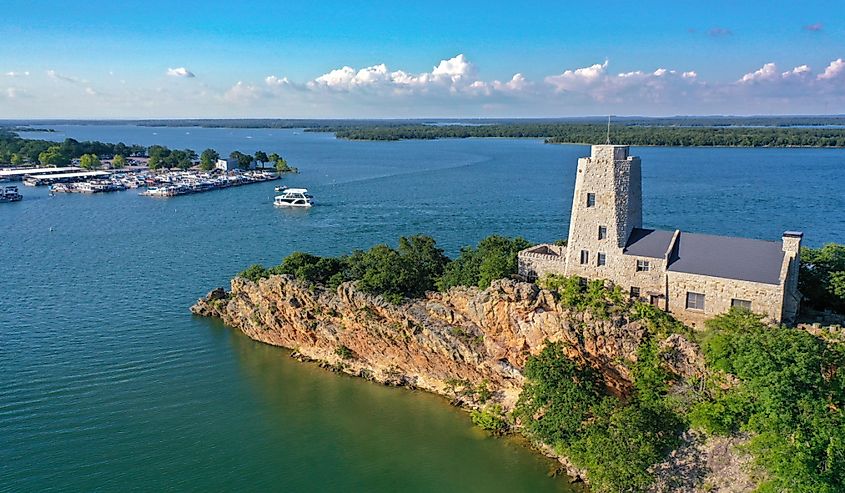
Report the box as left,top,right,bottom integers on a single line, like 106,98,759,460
200,148,219,170
801,243,845,313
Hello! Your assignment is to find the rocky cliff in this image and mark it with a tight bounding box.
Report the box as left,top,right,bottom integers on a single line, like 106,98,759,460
191,275,753,491
192,276,704,407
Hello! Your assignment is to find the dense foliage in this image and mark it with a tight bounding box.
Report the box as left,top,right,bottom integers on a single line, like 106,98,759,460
323,123,845,147
687,309,845,492
800,243,845,313
515,340,683,493
437,236,532,291
518,277,845,491
236,235,528,303
0,130,145,165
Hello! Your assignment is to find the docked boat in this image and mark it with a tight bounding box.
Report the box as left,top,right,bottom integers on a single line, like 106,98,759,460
1,186,23,203
274,188,313,207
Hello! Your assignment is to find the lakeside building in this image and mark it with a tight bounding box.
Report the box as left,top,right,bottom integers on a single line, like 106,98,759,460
517,145,802,326
216,158,239,172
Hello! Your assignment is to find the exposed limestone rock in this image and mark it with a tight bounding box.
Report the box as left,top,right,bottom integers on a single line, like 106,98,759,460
650,432,761,493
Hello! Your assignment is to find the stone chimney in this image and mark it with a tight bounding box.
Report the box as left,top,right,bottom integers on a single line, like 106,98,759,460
782,231,803,254
781,231,803,325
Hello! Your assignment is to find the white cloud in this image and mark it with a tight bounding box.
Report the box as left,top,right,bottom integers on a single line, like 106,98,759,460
166,67,195,78
545,61,608,92
738,62,778,83
782,65,811,78
46,69,80,83
224,81,264,102
492,73,530,92
307,54,484,93
818,58,845,80
265,75,291,87
5,71,30,77
8,55,845,118
431,54,475,81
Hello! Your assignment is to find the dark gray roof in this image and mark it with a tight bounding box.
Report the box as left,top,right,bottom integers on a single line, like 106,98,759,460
667,232,785,285
623,228,675,258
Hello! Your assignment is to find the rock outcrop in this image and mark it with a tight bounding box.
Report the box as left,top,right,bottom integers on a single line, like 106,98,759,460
192,275,741,489
192,276,704,408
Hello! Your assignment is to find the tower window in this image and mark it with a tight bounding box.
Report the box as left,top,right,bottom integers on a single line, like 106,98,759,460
598,225,607,240
580,250,589,265
597,252,606,266
686,292,705,311
586,193,596,207
636,259,650,272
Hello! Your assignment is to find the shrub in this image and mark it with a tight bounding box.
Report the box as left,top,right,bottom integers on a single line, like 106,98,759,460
692,308,845,492
346,235,449,302
516,341,683,493
437,235,532,291
471,404,509,435
269,252,344,286
800,243,845,313
334,344,353,359
238,264,269,282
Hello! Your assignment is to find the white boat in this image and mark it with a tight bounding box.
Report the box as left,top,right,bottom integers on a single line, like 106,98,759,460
274,185,288,192
274,188,314,207
0,186,23,203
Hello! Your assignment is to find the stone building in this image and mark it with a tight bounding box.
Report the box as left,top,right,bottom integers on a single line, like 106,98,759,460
518,144,802,326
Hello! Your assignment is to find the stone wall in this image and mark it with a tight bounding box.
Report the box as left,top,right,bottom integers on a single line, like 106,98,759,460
517,244,567,280
666,271,784,327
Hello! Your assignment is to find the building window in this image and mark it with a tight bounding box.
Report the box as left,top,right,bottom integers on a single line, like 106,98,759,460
598,225,607,240
636,259,650,272
686,292,705,311
731,299,752,310
630,286,640,299
597,252,606,266
580,250,589,265
586,193,596,207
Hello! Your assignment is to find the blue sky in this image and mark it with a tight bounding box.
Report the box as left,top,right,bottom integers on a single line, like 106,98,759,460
1,0,842,117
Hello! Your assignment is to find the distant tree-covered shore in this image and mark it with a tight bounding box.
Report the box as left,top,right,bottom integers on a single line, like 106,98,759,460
320,123,845,147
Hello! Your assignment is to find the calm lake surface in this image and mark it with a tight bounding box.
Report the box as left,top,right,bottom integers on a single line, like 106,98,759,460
2,125,844,491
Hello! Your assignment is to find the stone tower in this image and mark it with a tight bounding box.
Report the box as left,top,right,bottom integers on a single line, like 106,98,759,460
564,145,642,278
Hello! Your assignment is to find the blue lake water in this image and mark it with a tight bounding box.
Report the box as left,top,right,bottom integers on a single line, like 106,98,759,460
2,125,844,491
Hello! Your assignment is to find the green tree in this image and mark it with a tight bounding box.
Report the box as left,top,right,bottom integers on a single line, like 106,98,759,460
268,152,280,163
200,148,219,170
238,264,269,282
254,150,268,168
38,145,65,166
274,157,292,173
79,153,101,170
148,155,162,170
230,150,253,170
268,252,344,287
397,235,449,294
10,153,23,166
111,154,126,169
437,235,532,290
689,309,845,492
801,243,845,313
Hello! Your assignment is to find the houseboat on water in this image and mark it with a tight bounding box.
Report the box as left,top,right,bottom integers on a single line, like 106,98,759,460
274,188,314,208
1,186,23,203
